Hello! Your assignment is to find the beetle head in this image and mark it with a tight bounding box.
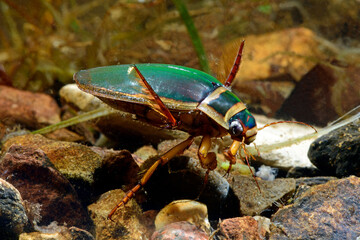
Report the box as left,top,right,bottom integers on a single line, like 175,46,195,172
228,110,257,144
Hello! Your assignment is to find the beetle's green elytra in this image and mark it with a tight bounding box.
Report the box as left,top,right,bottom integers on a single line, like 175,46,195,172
74,63,257,142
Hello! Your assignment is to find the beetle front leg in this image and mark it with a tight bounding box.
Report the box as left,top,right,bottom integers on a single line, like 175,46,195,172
108,136,194,220
223,140,243,174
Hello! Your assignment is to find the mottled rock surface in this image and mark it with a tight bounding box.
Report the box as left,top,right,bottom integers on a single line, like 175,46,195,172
308,119,360,177
0,145,93,231
219,216,269,240
0,178,31,240
231,176,296,216
87,189,150,240
270,176,360,240
2,134,139,205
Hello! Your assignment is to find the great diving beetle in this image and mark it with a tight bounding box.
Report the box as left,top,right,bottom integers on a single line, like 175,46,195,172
74,41,314,220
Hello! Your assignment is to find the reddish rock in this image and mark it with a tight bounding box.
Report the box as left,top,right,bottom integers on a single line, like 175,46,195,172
0,85,60,129
219,216,269,240
270,176,360,239
0,145,93,231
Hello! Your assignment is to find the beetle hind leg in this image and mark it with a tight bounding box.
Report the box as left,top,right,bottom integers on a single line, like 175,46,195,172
107,136,194,220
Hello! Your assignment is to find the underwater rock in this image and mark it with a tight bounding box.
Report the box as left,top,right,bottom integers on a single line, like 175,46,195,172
0,85,60,129
219,216,269,240
151,221,209,240
286,166,322,178
292,176,338,202
278,64,360,126
0,145,93,231
87,189,150,240
230,176,296,216
2,134,139,205
308,119,360,177
221,27,330,116
270,176,360,239
0,178,31,240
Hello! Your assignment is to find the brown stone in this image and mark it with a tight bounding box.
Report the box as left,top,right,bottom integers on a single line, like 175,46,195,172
230,176,296,216
88,189,151,240
219,216,269,240
270,176,360,239
219,28,333,116
2,134,140,205
278,64,360,126
0,145,93,231
0,85,60,129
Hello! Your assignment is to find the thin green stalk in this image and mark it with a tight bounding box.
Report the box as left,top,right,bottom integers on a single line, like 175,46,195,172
171,0,211,74
32,107,115,135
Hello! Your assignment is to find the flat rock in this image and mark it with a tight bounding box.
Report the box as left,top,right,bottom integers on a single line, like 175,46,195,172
270,176,360,240
0,85,60,129
0,178,31,240
230,176,296,216
308,119,360,177
0,145,93,231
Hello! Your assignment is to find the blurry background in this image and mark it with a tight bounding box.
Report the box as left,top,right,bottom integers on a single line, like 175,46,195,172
0,0,359,126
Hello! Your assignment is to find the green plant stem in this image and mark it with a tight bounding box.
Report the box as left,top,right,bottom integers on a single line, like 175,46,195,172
32,107,115,135
171,0,211,74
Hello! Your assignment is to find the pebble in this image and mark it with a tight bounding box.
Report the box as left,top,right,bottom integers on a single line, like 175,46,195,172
270,176,360,239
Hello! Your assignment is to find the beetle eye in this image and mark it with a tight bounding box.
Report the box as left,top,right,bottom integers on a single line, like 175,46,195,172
229,120,243,137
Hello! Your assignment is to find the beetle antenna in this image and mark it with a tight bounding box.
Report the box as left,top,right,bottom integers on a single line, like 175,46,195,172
224,40,245,87
258,120,317,133
253,142,260,157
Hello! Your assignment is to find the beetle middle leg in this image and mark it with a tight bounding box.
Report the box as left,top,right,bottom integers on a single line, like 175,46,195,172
108,136,194,220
